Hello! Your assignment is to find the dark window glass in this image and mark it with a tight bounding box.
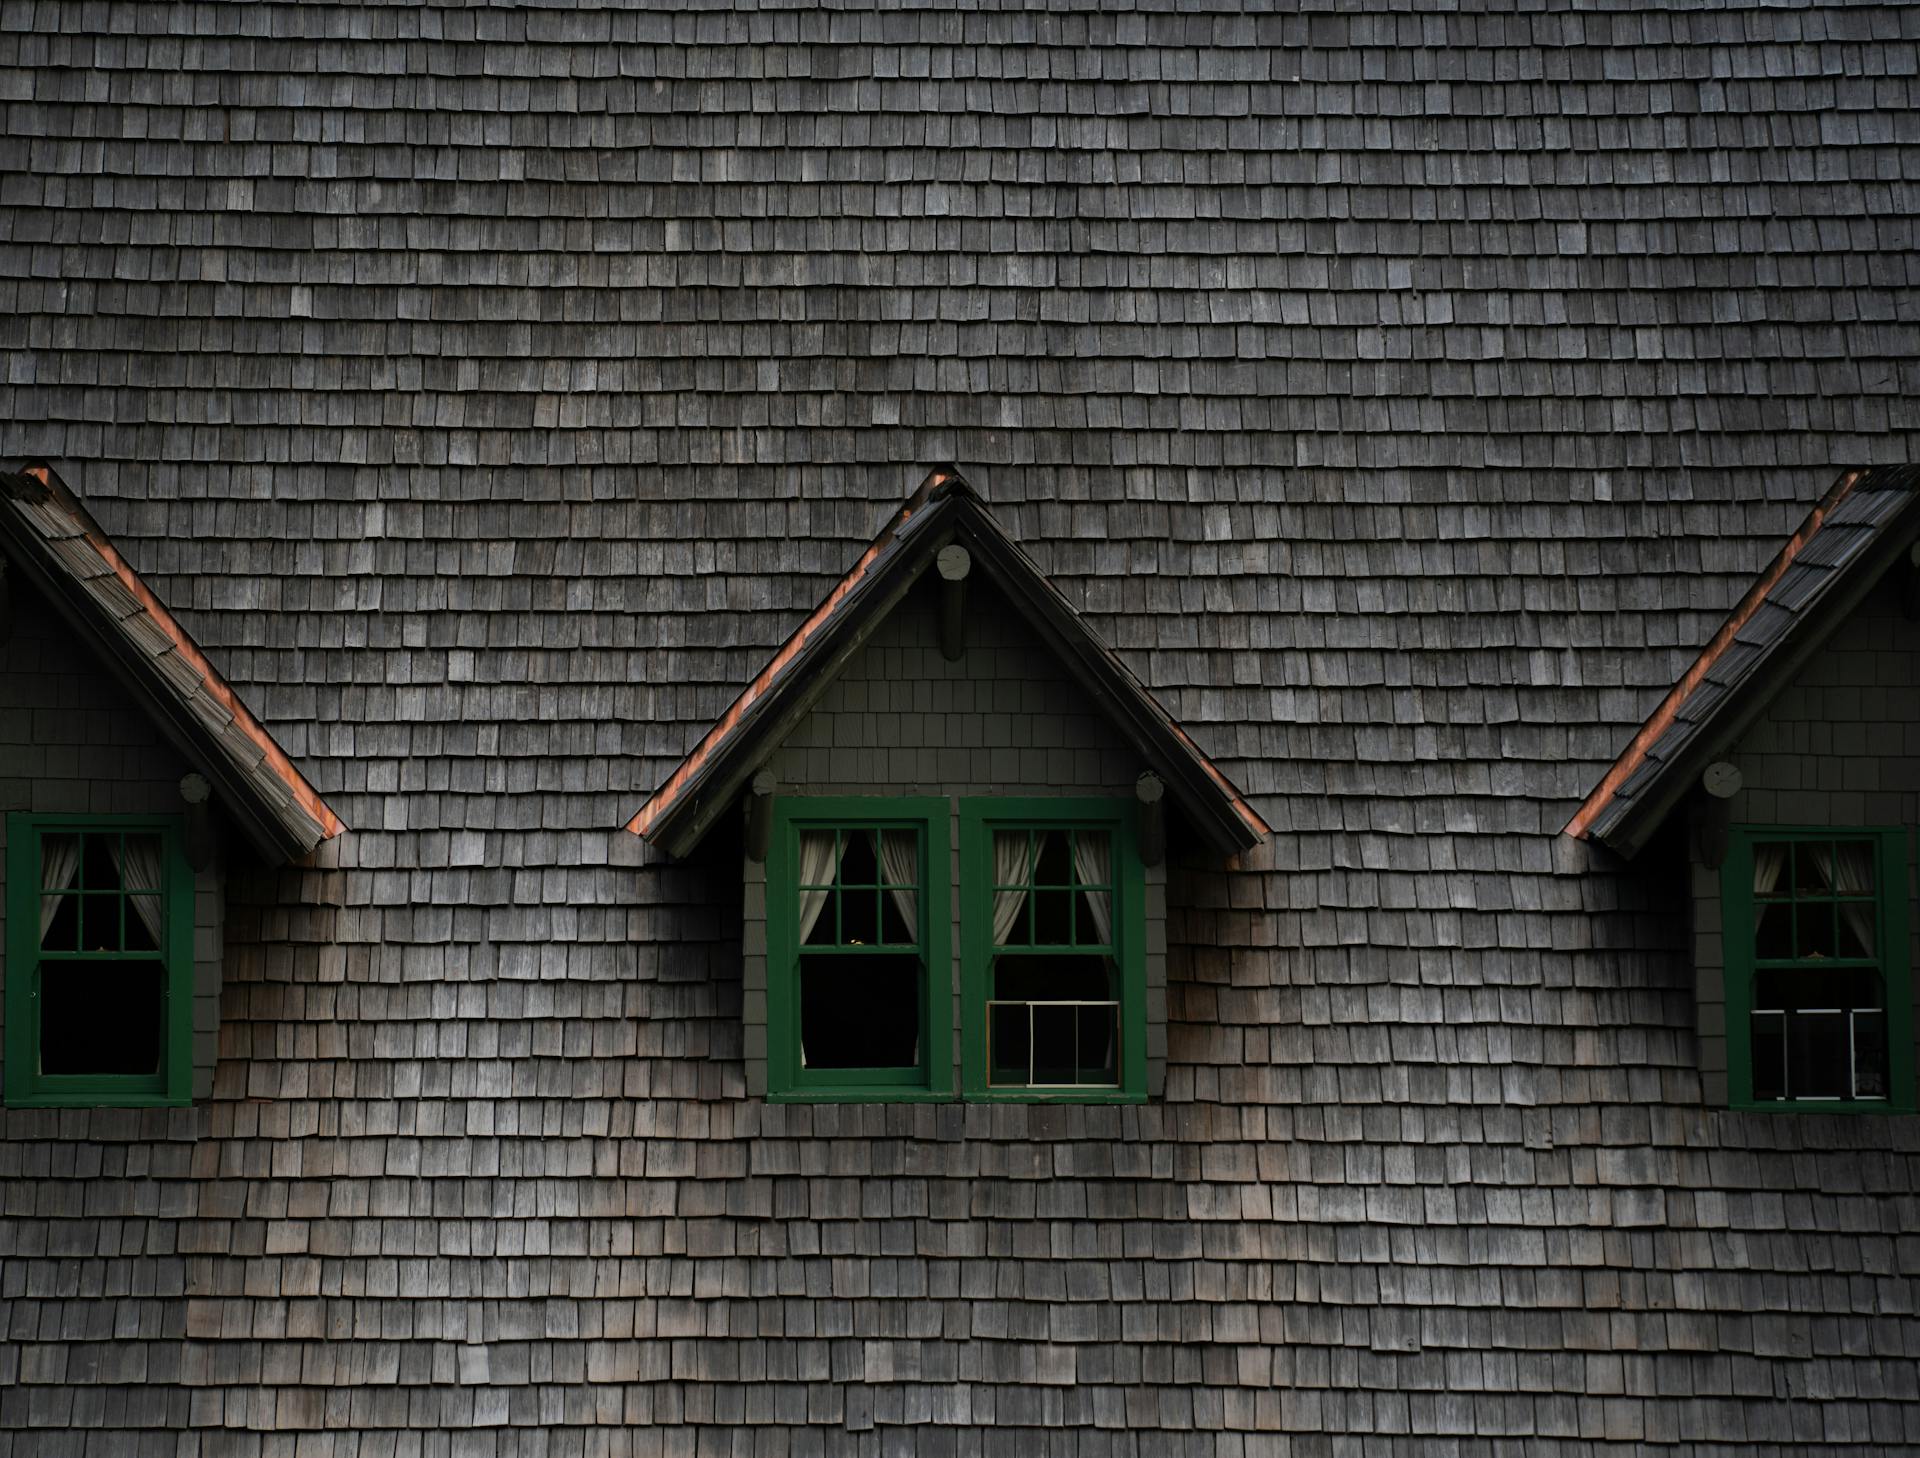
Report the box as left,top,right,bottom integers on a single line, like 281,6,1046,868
1751,1011,1786,1101
40,959,164,1075
799,953,919,1070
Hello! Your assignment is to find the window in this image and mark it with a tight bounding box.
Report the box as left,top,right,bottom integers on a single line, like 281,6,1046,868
765,798,950,1099
4,814,195,1107
1722,827,1913,1112
960,799,1145,1101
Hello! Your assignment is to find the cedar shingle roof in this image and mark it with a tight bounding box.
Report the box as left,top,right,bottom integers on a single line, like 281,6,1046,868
1,4,1919,1455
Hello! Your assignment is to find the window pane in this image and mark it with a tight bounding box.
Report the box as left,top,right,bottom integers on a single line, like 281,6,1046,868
878,830,917,886
799,952,918,1070
1836,902,1875,959
801,889,838,947
81,833,121,893
1750,1010,1786,1100
41,893,78,952
1793,842,1831,896
1852,1010,1888,1099
1075,889,1114,948
1075,1003,1119,1086
1793,903,1835,961
1831,839,1875,894
989,1002,1029,1087
992,952,1115,1003
1031,1002,1077,1086
119,834,165,895
81,892,123,953
124,899,160,952
839,886,880,945
1752,842,1789,897
1786,1010,1848,1099
1031,888,1073,945
1032,829,1071,886
1069,829,1113,888
1753,901,1792,960
879,890,914,946
40,959,163,1076
838,830,878,886
996,892,1032,946
41,833,80,893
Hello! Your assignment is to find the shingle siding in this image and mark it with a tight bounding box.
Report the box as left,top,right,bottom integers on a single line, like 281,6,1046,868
0,1,1918,1453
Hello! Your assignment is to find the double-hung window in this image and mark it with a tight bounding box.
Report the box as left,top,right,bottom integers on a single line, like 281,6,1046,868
4,814,195,1107
765,798,949,1099
959,798,1145,1101
1721,826,1913,1111
761,795,1150,1102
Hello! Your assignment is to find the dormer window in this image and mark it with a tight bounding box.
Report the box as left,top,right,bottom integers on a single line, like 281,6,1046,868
1567,465,1920,1114
961,800,1145,1096
1720,827,1911,1109
766,798,949,1097
627,467,1265,1104
0,465,344,1109
5,816,194,1105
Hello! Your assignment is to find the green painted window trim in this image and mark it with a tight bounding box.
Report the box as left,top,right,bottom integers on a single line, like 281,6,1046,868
1720,825,1914,1114
958,796,1147,1103
765,796,951,1101
4,813,196,1108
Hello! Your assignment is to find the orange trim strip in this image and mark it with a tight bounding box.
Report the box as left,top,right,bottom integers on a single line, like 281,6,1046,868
1563,469,1862,841
23,466,343,841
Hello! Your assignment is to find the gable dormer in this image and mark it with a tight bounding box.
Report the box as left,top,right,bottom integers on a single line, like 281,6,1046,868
628,468,1265,1103
0,465,342,1108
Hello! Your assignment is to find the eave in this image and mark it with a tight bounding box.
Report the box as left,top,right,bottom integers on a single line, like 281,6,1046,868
0,465,344,864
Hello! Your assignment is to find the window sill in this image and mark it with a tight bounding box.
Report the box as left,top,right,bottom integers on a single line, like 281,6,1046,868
1730,1098,1915,1114
5,1092,190,1109
768,1089,1145,1105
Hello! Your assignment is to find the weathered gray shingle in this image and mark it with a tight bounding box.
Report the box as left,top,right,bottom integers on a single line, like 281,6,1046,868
1,2,1919,1454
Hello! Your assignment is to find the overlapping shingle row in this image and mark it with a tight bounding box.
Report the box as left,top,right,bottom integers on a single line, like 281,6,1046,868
2,1,1919,1453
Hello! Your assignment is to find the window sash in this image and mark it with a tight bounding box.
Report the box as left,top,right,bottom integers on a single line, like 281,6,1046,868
959,798,1146,1102
765,798,949,1099
4,814,195,1107
1722,826,1913,1113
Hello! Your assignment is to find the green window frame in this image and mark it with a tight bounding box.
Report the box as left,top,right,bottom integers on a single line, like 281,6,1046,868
1721,825,1914,1113
765,796,950,1101
959,797,1146,1102
4,813,196,1108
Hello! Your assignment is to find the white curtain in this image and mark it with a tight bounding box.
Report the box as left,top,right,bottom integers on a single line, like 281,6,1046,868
874,830,918,942
1070,830,1113,947
1814,841,1877,958
992,831,1034,945
796,831,841,944
1751,842,1788,955
109,835,167,946
38,833,81,942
